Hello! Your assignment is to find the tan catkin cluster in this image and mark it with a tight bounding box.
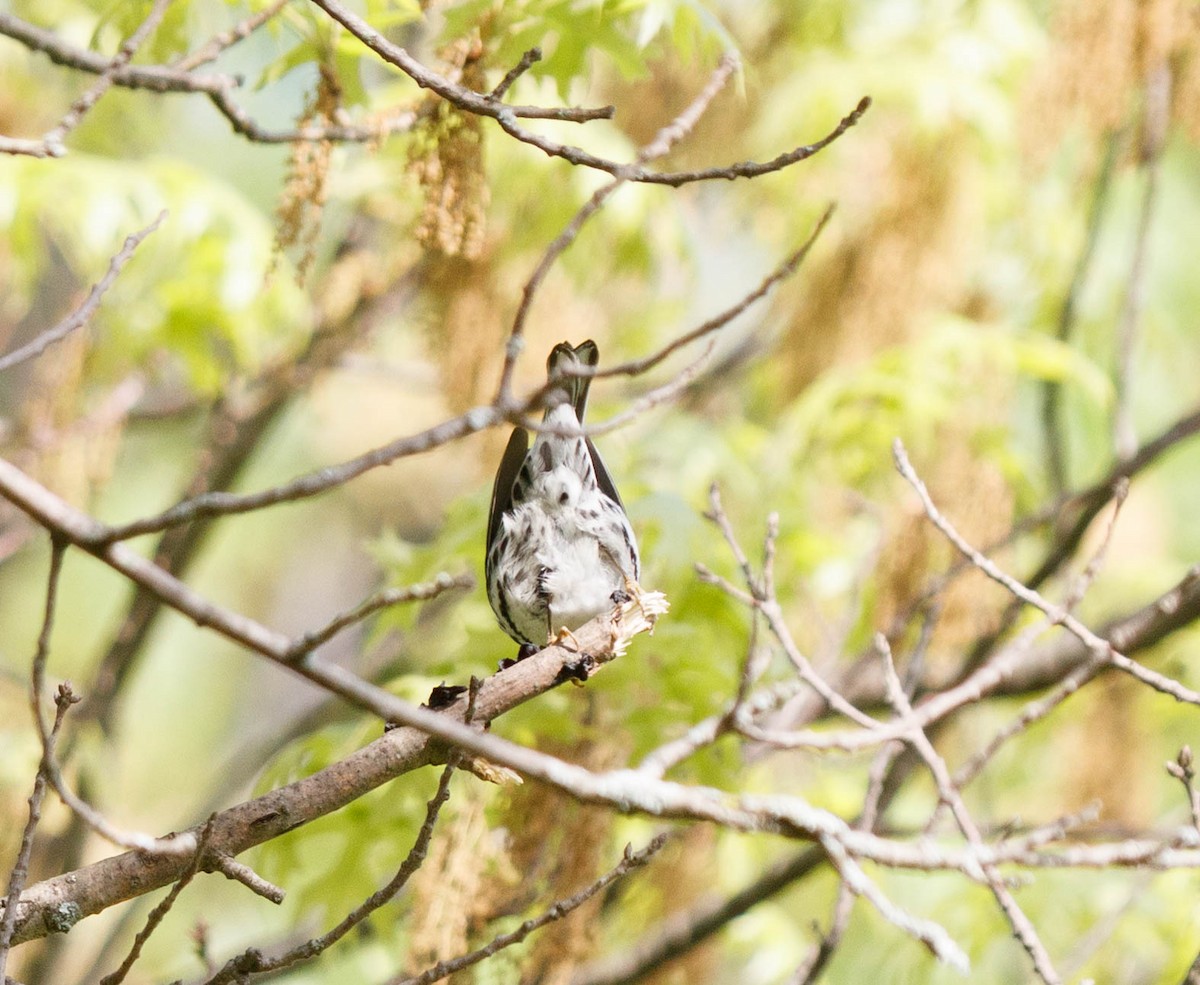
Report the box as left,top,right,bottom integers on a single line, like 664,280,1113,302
504,732,628,984
1022,0,1200,158
406,789,511,983
275,60,339,282
408,34,489,262
778,129,981,394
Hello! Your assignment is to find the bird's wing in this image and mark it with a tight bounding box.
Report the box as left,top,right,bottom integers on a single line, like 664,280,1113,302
486,427,529,565
586,437,625,511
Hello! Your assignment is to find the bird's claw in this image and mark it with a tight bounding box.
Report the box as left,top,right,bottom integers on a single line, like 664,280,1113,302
548,625,583,652
619,576,651,622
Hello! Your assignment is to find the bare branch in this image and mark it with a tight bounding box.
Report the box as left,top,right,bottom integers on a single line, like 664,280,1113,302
96,817,218,985
703,488,883,731
306,0,614,123
572,847,824,985
1041,130,1120,492
3,587,666,945
489,46,542,101
0,7,611,145
173,0,289,72
0,541,70,983
494,93,872,186
700,560,1200,757
876,636,1060,983
0,214,166,373
0,12,236,93
13,534,199,858
636,679,805,779
0,14,411,146
496,52,741,402
209,856,285,904
0,0,170,157
817,832,969,972
285,572,475,659
791,739,902,984
96,406,504,542
1114,64,1171,461
893,439,1200,706
200,765,456,984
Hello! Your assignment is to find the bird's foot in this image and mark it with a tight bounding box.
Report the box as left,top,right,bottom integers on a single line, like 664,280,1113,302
499,641,542,671
547,626,591,685
619,576,651,621
548,625,583,652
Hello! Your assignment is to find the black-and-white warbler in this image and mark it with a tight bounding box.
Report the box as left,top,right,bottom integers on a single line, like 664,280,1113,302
486,340,641,647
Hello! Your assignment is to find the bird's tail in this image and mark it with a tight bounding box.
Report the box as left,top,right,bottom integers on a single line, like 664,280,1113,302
546,339,599,422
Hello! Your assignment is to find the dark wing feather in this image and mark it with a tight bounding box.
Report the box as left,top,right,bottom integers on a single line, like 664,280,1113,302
486,427,529,573
586,437,625,511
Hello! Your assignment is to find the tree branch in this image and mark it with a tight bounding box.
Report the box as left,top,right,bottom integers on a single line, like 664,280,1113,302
0,214,165,373
199,765,456,984
2,587,666,946
0,540,70,983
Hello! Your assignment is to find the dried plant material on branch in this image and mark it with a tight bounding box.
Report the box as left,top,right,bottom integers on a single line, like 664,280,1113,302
275,61,340,281
409,35,489,261
508,735,628,984
406,792,494,979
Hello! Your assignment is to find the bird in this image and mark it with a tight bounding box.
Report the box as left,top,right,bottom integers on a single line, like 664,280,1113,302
486,339,641,651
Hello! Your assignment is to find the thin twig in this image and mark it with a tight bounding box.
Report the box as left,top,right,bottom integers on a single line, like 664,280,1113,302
572,847,825,985
0,214,166,373
877,636,1060,984
928,482,1129,827
285,572,474,659
209,856,285,904
173,0,290,71
489,46,542,100
894,439,1200,706
495,52,741,402
15,532,196,856
705,483,758,593
1167,747,1200,836
817,831,969,972
32,0,172,157
702,488,883,731
589,205,835,383
97,817,219,985
200,765,456,984
494,93,872,186
791,739,902,984
96,406,504,542
1041,130,1120,493
0,540,70,983
636,679,805,779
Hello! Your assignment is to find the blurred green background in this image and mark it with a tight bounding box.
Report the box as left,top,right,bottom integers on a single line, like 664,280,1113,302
2,1,1200,982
